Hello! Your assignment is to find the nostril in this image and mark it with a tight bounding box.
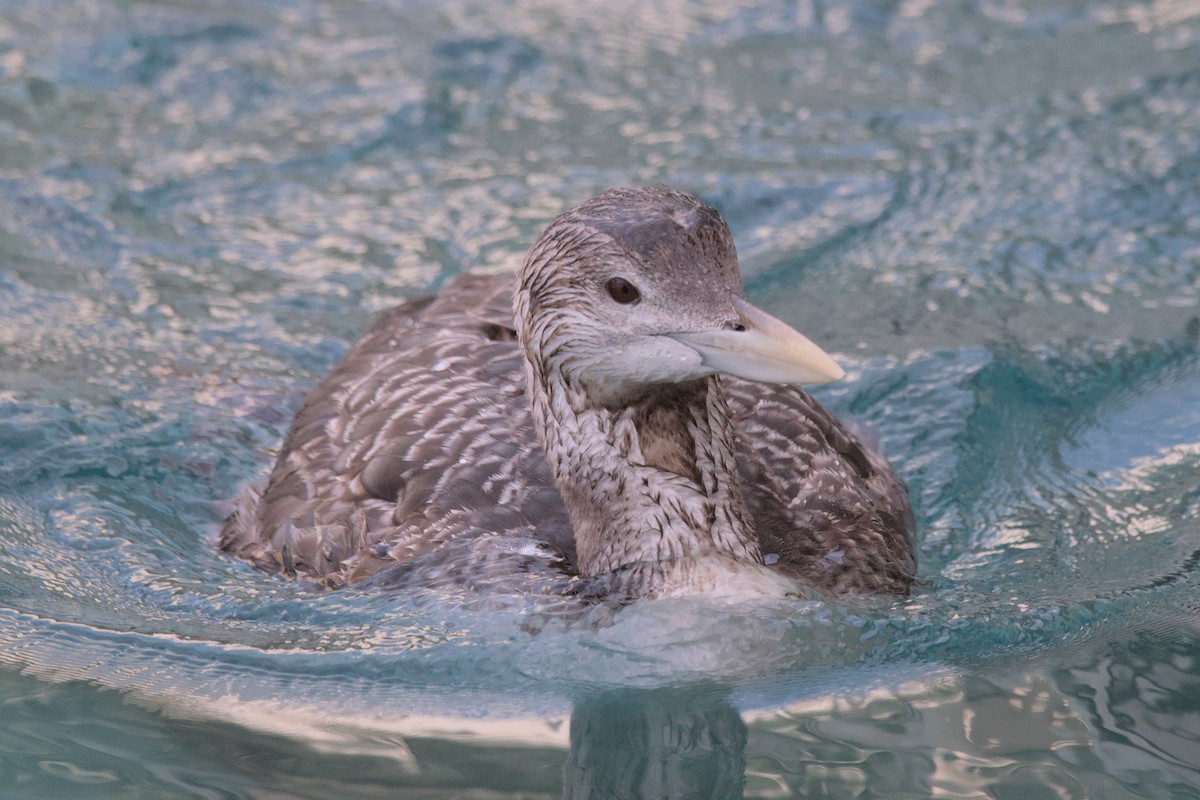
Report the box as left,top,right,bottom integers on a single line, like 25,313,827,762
723,320,747,332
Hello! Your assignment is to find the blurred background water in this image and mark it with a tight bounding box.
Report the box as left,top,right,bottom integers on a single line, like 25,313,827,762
1,0,1199,797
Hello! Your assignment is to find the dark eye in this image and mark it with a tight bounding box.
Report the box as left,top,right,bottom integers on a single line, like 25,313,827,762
606,277,640,305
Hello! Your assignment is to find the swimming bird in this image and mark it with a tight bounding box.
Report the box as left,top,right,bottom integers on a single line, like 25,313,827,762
220,187,915,599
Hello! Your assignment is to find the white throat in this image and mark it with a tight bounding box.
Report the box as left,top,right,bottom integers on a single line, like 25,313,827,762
524,361,768,595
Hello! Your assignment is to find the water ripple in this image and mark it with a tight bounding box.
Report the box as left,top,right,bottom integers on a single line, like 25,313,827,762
2,0,1199,796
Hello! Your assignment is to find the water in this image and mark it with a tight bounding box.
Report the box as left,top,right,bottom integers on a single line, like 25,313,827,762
1,0,1198,797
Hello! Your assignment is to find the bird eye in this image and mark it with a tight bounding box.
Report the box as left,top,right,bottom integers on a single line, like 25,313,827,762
606,277,640,305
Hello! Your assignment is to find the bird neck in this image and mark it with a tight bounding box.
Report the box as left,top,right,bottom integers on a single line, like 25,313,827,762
526,367,764,596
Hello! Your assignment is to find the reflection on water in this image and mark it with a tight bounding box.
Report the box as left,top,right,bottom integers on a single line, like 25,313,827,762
566,689,748,800
2,0,1200,796
1,616,1196,798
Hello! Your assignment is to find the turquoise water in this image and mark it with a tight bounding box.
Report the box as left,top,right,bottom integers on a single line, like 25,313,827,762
1,0,1199,797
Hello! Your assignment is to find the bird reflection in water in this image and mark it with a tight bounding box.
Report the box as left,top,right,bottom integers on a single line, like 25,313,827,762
563,687,747,800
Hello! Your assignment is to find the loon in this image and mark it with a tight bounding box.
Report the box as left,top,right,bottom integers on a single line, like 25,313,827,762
220,187,915,599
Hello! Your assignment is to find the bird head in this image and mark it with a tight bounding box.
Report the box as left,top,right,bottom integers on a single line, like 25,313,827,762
515,187,844,406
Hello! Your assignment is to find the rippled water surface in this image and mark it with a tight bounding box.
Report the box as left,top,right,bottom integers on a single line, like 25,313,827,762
2,1,1199,797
